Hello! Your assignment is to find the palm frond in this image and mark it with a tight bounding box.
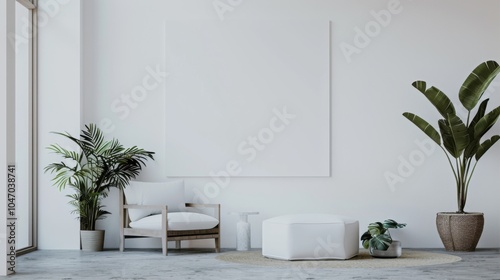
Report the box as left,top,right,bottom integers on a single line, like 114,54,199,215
45,123,155,230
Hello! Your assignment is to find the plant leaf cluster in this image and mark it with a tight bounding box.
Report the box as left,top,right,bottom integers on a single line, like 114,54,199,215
403,61,500,213
45,124,155,230
361,219,406,251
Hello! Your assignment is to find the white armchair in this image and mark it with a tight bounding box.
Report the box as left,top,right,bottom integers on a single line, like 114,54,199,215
119,180,220,255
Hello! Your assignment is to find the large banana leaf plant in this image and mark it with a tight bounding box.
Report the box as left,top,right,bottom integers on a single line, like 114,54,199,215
403,60,500,213
45,124,155,230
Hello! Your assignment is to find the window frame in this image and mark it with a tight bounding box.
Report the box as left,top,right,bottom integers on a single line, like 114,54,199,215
15,0,37,256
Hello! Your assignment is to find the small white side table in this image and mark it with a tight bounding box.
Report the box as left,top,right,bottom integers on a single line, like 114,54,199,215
229,212,259,251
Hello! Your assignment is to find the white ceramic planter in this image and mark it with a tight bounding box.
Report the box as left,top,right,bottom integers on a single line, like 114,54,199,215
369,240,402,258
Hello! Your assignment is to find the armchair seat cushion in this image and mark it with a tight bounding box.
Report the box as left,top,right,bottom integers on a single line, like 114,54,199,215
129,212,219,231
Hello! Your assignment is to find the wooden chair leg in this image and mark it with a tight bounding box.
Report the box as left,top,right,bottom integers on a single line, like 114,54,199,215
162,237,168,256
215,237,220,253
162,208,168,255
120,235,124,252
175,240,181,249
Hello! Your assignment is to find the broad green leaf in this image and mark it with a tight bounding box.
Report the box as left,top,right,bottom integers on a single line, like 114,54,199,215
460,61,500,111
464,99,490,158
383,219,407,229
369,235,392,251
438,114,469,158
403,113,441,145
469,99,490,133
368,222,385,236
476,135,500,161
412,80,427,94
360,231,371,245
474,106,500,140
464,139,480,159
423,86,456,119
362,240,370,249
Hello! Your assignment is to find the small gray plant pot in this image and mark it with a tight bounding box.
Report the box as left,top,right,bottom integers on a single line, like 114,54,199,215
369,240,402,258
81,230,105,251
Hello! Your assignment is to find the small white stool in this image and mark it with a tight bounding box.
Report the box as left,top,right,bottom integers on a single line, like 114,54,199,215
262,214,359,260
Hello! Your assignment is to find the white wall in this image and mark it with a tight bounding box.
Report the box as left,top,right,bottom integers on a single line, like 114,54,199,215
39,0,500,249
37,0,82,249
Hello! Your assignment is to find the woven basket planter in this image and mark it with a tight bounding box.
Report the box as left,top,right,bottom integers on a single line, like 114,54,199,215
436,212,484,252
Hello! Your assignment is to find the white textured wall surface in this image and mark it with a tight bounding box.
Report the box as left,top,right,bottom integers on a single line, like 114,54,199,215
37,0,81,249
38,0,500,249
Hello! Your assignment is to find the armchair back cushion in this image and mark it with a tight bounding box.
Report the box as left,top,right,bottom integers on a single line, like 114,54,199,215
124,180,186,222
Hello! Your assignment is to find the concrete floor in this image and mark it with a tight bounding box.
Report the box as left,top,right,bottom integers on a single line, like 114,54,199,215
6,248,500,280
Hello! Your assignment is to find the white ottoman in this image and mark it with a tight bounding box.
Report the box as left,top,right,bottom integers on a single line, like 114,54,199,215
262,214,359,260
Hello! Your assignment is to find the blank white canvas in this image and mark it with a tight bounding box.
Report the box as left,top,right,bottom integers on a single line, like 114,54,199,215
164,20,330,177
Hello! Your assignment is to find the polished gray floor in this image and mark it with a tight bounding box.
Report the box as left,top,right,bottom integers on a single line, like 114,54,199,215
6,248,500,280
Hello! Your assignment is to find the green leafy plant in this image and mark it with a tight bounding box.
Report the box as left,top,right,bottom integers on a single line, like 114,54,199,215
403,61,500,213
361,219,406,250
44,124,155,230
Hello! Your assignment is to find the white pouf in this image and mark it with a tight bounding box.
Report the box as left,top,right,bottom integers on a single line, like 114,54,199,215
262,214,359,260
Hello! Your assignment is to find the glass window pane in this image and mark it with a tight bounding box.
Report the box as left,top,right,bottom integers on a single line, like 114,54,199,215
15,0,33,251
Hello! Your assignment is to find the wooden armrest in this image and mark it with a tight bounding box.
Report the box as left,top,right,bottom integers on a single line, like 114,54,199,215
123,204,168,211
185,203,220,209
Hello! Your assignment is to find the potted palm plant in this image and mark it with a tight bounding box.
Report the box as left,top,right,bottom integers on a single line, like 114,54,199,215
361,219,406,258
45,124,155,251
403,60,500,251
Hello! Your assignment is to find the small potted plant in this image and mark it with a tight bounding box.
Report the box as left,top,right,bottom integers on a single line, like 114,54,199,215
361,219,406,258
45,124,155,251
